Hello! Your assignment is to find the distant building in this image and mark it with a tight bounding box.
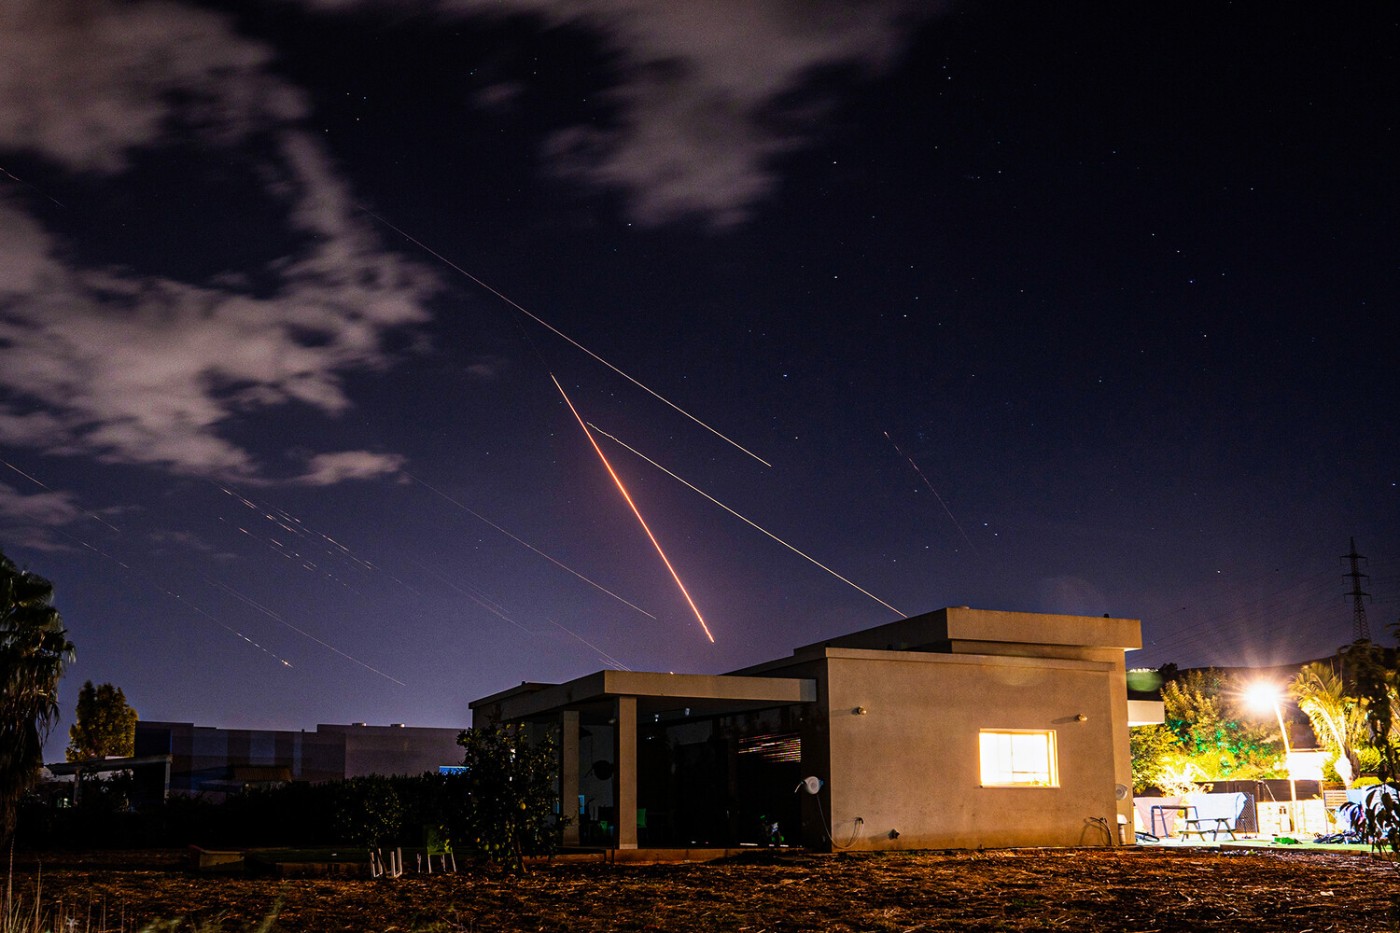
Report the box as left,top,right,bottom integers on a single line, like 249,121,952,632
132,721,463,796
472,606,1158,852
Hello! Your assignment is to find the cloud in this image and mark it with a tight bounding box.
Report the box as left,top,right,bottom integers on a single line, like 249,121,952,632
524,0,929,227
0,0,304,174
0,482,82,527
0,1,438,484
307,0,932,228
294,451,407,486
0,481,83,551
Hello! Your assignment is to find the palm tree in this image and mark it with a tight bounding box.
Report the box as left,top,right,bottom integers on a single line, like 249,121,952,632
1292,661,1365,787
0,549,74,841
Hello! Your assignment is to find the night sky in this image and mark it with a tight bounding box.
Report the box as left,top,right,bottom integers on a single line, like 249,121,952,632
2,1,1396,757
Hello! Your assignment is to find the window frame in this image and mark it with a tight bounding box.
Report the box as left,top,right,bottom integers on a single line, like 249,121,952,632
978,728,1059,788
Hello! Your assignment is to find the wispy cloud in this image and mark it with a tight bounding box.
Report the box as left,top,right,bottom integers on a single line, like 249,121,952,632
0,0,304,174
514,0,929,227
0,0,930,504
0,0,438,484
306,0,932,228
0,481,83,550
295,451,408,486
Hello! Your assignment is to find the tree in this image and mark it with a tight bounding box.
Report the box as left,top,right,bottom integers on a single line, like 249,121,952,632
66,681,138,761
0,549,74,841
457,723,562,873
1291,662,1366,787
1159,669,1282,781
1342,637,1400,855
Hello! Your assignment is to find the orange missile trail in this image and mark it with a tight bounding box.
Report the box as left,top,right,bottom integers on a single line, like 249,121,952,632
406,471,656,620
589,423,905,617
551,374,716,643
360,206,771,468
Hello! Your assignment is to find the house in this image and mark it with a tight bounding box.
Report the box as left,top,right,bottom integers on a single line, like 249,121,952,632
131,721,464,796
470,606,1158,851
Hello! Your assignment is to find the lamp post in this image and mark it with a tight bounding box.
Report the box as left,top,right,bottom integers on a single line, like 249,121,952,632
1246,682,1299,835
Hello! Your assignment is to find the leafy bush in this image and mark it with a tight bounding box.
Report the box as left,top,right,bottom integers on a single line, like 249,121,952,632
457,723,562,872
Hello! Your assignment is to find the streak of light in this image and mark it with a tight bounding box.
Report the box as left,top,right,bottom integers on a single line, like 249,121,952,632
552,374,715,643
360,206,771,468
413,560,633,670
0,164,64,207
589,423,905,617
216,485,377,573
410,560,537,635
548,619,633,671
405,471,656,620
221,516,362,594
883,432,979,555
205,578,406,685
215,484,422,596
1,456,122,533
55,529,293,669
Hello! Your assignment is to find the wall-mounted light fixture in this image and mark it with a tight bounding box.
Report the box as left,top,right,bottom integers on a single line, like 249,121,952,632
1074,713,1088,722
852,706,868,716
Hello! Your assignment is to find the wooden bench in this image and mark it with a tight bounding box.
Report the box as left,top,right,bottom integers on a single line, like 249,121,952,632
1179,792,1247,840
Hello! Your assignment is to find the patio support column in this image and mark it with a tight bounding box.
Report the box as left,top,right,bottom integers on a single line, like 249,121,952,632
561,710,581,846
615,695,638,849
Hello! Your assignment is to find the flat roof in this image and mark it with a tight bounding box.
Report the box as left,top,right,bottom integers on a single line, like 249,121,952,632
795,606,1143,654
471,669,816,723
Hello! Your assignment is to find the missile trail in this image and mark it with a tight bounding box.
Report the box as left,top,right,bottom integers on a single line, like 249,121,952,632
589,423,905,617
215,484,422,596
549,618,633,671
55,529,294,669
406,471,656,620
410,560,537,635
1,456,122,533
883,431,980,556
360,206,771,468
0,163,64,207
205,577,406,685
551,374,715,643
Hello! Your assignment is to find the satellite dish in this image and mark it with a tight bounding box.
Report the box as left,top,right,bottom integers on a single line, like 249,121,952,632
795,776,824,795
1114,784,1130,801
591,760,614,780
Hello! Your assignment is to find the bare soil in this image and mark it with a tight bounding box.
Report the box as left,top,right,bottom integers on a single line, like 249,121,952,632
12,846,1400,932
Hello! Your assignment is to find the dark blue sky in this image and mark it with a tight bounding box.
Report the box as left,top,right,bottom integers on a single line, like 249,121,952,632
1,0,1395,757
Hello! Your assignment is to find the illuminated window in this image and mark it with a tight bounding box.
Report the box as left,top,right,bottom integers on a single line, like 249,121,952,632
979,730,1057,787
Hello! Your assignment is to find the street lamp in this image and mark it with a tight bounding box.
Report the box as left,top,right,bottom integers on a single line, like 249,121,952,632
1246,682,1299,835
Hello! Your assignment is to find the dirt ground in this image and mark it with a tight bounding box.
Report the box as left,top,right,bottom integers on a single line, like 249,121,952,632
11,846,1400,932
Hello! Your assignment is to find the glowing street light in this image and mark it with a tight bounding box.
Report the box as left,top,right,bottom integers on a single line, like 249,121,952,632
1246,681,1300,834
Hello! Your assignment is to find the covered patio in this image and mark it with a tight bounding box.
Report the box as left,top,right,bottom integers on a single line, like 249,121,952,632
471,670,817,850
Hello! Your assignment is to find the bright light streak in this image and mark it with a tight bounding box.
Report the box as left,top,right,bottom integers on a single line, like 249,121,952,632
883,432,978,555
1,456,122,533
215,484,424,596
411,560,536,635
206,578,406,685
0,163,64,207
590,423,905,617
406,471,656,620
57,530,294,669
360,206,771,468
551,375,715,643
548,619,633,671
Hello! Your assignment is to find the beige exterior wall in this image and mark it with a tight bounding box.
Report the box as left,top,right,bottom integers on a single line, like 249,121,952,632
469,608,1144,852
815,649,1127,849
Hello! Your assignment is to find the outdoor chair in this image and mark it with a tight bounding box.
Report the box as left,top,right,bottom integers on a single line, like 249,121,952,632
1179,792,1247,841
